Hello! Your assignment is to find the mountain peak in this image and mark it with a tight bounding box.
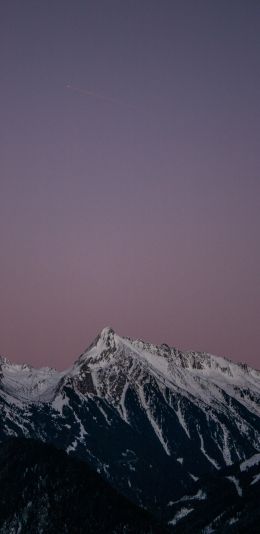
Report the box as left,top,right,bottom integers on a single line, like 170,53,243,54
99,326,116,340
75,327,119,368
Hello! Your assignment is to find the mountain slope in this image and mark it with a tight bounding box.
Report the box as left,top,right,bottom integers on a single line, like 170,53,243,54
0,438,165,533
1,327,260,519
170,451,260,532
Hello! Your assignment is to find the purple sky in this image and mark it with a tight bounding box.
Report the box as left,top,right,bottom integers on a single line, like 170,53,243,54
1,1,260,369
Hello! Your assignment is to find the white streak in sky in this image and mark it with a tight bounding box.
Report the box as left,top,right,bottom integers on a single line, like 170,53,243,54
66,84,136,110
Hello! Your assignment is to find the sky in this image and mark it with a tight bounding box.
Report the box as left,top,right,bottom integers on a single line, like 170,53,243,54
0,1,260,369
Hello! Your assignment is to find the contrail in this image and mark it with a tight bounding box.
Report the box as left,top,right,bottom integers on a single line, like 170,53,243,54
66,84,136,110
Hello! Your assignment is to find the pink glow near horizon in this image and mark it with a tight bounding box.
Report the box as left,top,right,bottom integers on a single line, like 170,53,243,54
0,1,259,370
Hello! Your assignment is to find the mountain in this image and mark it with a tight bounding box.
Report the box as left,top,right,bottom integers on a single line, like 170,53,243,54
0,438,165,533
169,451,260,532
1,327,260,521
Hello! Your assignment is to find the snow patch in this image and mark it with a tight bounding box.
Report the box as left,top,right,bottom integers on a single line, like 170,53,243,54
189,473,199,481
168,507,193,526
240,453,260,472
168,489,206,506
52,392,70,415
138,386,171,456
251,473,260,485
197,427,220,469
119,381,130,423
175,401,190,438
226,476,242,497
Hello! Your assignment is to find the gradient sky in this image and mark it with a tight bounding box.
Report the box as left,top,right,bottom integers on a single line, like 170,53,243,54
1,1,260,369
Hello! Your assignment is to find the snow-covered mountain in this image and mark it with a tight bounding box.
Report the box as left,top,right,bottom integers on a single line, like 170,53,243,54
1,327,260,519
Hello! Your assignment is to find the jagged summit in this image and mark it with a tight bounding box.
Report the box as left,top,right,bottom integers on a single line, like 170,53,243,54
1,326,257,380
76,326,120,366
1,326,260,418
100,326,116,338
74,327,259,385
